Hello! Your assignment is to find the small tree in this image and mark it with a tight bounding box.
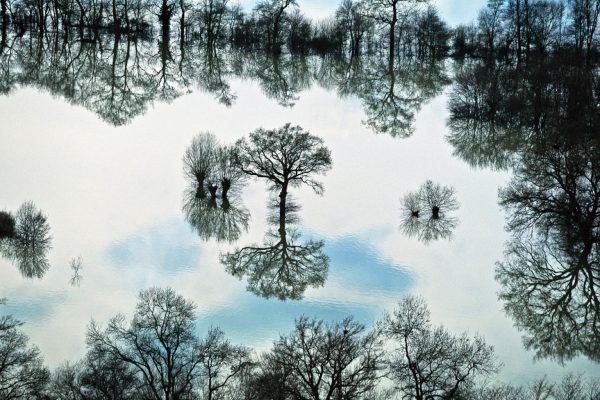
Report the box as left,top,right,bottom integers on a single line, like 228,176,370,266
183,132,219,196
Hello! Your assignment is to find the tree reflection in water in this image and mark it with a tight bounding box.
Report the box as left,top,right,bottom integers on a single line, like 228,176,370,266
447,56,600,362
0,202,52,278
183,185,250,243
400,180,459,243
220,196,328,301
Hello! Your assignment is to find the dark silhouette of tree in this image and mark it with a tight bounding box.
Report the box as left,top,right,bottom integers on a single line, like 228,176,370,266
335,0,371,56
197,327,253,400
69,256,83,287
381,296,499,400
0,211,15,239
497,142,600,362
234,123,331,223
0,202,52,278
251,316,383,400
254,0,297,52
0,308,49,399
357,56,449,137
446,60,526,170
243,52,310,107
221,195,328,300
183,132,219,197
183,184,250,243
400,180,459,243
86,287,203,400
365,0,429,65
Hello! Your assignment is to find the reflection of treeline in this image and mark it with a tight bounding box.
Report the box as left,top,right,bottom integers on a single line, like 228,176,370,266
0,0,449,56
454,0,600,61
447,56,600,363
7,287,596,400
0,33,449,136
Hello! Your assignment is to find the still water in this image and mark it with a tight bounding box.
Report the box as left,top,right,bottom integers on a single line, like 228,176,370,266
0,36,598,383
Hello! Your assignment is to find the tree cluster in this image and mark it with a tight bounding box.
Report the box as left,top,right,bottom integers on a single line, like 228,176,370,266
400,180,459,243
0,201,52,278
453,0,600,61
0,290,514,400
0,0,450,59
446,54,600,362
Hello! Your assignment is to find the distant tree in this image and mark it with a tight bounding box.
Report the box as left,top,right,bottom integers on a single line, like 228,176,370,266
253,0,298,51
86,287,203,400
381,296,499,400
365,0,429,64
255,316,383,400
0,312,49,399
183,132,219,197
0,202,52,278
400,180,459,243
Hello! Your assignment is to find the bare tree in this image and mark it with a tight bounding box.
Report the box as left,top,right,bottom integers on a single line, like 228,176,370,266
255,316,383,400
197,327,253,400
233,123,331,226
183,132,220,197
0,312,49,399
0,202,52,278
86,287,203,400
381,296,499,400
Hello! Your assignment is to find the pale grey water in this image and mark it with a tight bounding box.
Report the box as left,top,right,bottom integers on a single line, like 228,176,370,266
0,71,598,384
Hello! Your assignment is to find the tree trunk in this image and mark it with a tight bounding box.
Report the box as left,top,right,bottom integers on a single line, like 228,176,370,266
389,2,397,67
279,182,288,235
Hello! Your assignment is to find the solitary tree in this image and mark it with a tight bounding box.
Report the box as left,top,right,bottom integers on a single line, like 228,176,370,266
233,123,332,228
221,194,329,300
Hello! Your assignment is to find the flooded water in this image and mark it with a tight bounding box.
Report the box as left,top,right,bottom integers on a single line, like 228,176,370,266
0,35,599,384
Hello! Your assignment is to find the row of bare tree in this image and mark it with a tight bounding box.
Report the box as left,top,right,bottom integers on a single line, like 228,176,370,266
454,0,600,61
2,289,599,399
0,0,449,57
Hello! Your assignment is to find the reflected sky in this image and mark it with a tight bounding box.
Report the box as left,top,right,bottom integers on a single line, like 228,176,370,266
236,0,487,26
0,61,598,385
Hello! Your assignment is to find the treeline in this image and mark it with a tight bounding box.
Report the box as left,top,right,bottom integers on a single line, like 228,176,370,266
2,288,599,400
454,0,600,61
0,0,450,57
